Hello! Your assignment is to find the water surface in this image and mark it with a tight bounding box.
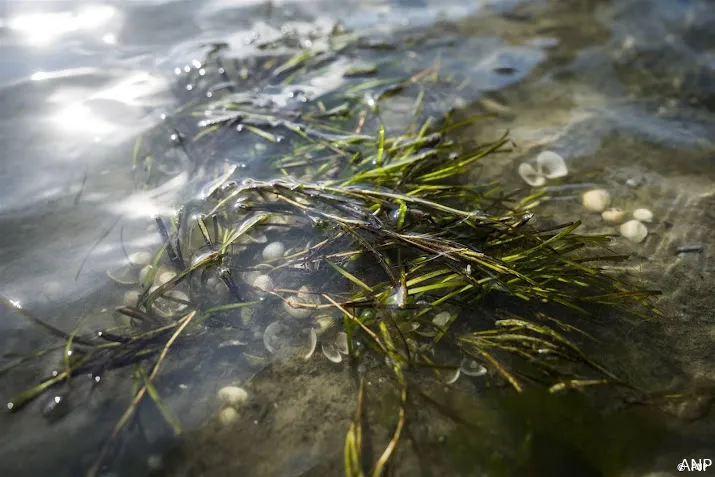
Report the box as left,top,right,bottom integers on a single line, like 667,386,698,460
1,0,714,476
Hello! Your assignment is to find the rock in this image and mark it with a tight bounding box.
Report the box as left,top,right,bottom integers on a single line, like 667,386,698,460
262,241,285,260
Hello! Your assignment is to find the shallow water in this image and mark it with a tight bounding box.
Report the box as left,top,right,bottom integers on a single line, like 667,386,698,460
1,0,714,476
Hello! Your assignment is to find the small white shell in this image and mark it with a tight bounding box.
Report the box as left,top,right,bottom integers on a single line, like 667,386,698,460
242,270,261,287
444,369,461,384
518,162,546,187
432,312,451,328
218,407,239,426
252,274,274,293
107,263,138,285
414,328,437,337
619,219,648,243
315,314,339,335
251,233,268,244
535,151,568,179
460,358,487,377
217,386,249,407
123,289,140,306
335,332,349,355
632,208,654,223
321,342,343,363
129,252,153,267
153,290,189,317
155,271,176,287
386,286,406,307
262,241,285,261
264,321,290,353
303,328,318,360
283,286,318,319
399,321,420,333
283,295,314,319
601,208,625,224
139,265,154,284
582,189,611,212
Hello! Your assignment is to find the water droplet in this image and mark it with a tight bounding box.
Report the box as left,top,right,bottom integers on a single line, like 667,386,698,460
183,65,191,73
199,68,206,76
174,68,181,75
186,84,193,91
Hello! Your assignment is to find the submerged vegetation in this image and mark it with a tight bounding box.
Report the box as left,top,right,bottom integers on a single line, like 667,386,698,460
2,20,662,477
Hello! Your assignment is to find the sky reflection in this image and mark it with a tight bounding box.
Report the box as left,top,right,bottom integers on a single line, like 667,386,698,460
7,4,118,46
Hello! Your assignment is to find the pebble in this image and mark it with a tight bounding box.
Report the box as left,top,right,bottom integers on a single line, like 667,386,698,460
217,386,249,408
262,241,285,260
632,208,654,223
619,219,648,243
582,189,611,212
218,407,239,425
601,207,625,224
